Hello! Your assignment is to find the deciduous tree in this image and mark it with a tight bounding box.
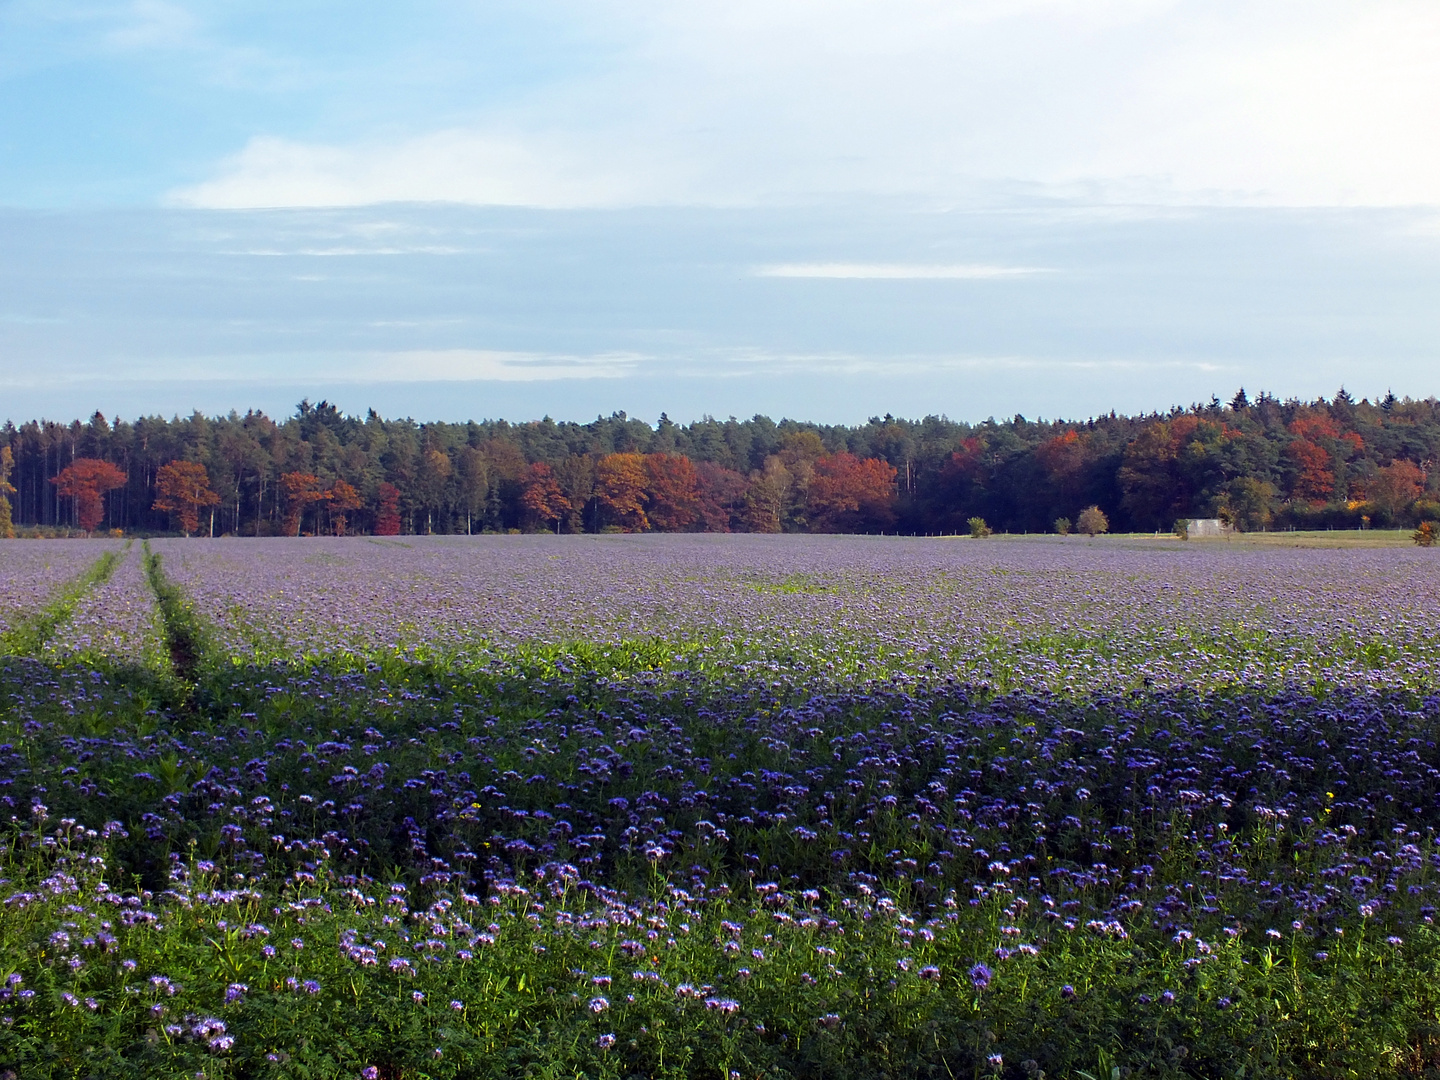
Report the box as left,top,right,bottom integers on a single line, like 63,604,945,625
456,447,488,535
53,458,128,533
279,471,327,536
520,463,570,532
415,446,452,534
645,453,702,531
595,453,650,531
328,480,362,536
153,460,220,537
695,461,748,532
743,459,791,533
374,482,402,535
554,455,596,533
0,446,15,539
808,452,897,532
1077,505,1109,536
1285,438,1335,504
1370,459,1425,523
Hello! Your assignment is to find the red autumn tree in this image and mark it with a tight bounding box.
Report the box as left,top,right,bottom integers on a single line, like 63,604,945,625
152,460,220,537
520,463,570,532
808,452,898,532
695,460,749,532
54,458,128,533
328,479,362,536
1289,414,1341,442
374,482,402,535
645,453,702,531
1285,439,1334,504
279,471,328,536
1035,429,1087,483
595,453,650,531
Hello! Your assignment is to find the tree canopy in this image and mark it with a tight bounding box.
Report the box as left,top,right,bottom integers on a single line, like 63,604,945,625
2,392,1438,536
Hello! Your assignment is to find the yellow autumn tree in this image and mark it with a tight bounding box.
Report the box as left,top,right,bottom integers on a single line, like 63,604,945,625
0,446,15,539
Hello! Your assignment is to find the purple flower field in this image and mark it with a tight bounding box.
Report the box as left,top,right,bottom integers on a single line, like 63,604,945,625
41,546,165,667
2,535,1440,1079
149,534,1440,692
0,544,114,639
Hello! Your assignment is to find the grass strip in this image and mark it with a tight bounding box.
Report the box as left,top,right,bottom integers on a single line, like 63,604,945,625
0,546,122,655
141,542,212,684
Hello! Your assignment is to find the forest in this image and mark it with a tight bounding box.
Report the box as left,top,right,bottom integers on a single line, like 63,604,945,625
2,389,1439,537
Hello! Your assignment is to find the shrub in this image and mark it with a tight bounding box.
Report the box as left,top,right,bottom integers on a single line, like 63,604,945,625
1077,505,1109,536
1174,518,1190,540
968,516,991,538
1053,517,1071,536
1414,521,1437,547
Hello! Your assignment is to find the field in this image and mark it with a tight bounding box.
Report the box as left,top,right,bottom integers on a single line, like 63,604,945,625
2,534,1440,1080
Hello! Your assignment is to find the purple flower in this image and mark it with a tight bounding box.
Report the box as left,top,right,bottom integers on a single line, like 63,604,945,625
968,963,992,990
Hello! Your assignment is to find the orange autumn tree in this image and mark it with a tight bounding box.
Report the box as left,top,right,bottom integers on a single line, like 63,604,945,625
328,480,362,536
1035,429,1088,485
595,453,650,531
153,460,220,537
645,453,702,531
1370,459,1426,523
520,463,570,532
807,452,898,532
53,458,128,533
279,472,328,536
1285,439,1334,504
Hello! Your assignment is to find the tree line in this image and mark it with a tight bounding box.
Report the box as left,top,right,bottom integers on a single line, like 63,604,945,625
1,390,1438,538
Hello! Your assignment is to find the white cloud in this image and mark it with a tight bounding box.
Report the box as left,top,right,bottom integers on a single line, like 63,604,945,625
0,348,641,387
170,131,664,209
160,1,1440,210
352,350,638,382
754,263,1051,279
104,0,198,50
690,348,1231,378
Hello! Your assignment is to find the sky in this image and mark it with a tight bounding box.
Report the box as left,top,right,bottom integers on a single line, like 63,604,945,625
3,0,1440,425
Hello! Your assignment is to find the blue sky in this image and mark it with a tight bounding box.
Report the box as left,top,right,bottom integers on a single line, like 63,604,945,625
3,1,1440,424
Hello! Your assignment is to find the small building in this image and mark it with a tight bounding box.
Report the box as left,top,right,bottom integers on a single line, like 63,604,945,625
1187,518,1230,539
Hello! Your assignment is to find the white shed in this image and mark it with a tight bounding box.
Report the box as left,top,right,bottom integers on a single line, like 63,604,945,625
1187,518,1230,539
